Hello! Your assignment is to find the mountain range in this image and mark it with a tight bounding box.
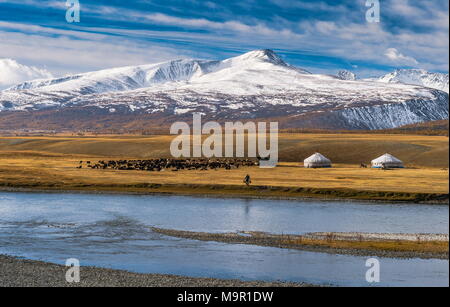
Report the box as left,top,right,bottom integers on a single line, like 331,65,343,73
0,50,448,131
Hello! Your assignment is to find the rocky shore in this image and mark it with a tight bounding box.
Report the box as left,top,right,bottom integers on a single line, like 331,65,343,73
305,232,449,242
0,255,312,287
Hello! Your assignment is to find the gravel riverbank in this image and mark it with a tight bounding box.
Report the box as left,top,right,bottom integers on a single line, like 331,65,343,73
151,228,449,260
0,255,312,287
305,232,449,242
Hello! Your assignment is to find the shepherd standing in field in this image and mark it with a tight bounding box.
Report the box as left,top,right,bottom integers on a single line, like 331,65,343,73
244,174,252,186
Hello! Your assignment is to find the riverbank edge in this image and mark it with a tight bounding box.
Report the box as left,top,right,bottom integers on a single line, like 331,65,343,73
0,255,315,287
0,183,448,204
151,228,450,260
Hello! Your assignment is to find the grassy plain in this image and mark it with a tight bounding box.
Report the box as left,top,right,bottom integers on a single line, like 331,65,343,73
0,133,448,201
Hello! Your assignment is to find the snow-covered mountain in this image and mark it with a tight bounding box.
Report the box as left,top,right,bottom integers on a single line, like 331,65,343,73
378,69,449,93
0,59,53,90
336,70,356,81
4,50,308,96
0,50,448,131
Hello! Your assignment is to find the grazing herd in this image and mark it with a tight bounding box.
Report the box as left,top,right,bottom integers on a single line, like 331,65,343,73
77,158,259,172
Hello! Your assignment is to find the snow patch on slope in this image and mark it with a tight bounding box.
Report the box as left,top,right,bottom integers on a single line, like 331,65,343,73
378,69,449,93
336,70,357,81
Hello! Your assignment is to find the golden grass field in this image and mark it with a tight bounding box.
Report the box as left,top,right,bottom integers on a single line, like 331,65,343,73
0,133,448,201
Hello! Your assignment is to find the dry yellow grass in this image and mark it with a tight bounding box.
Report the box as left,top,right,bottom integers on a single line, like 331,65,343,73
0,134,448,200
0,156,448,193
282,237,449,255
0,133,448,167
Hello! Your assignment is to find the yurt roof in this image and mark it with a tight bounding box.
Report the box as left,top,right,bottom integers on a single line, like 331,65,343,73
304,153,331,163
371,153,403,164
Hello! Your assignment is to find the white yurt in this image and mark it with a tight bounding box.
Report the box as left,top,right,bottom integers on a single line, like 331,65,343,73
304,153,332,168
371,153,404,169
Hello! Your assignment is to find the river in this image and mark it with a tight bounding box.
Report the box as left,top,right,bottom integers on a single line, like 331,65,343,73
0,192,448,287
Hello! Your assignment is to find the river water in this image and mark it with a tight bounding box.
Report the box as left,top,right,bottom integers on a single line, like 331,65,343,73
0,192,448,287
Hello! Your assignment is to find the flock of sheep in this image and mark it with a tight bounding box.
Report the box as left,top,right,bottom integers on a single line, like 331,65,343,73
77,158,259,172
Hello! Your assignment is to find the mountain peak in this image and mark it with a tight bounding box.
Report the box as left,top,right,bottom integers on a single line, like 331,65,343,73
337,70,357,81
233,49,286,65
379,68,449,93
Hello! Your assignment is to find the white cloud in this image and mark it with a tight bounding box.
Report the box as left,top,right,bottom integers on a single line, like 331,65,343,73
386,0,449,30
384,48,419,65
0,22,184,76
65,4,298,38
0,1,447,77
0,58,53,90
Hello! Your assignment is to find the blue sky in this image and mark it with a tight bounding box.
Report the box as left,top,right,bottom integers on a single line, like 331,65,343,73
0,0,448,77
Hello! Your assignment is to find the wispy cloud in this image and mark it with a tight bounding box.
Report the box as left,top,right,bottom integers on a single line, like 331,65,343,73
384,48,418,65
0,58,53,89
0,21,183,75
0,0,447,77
